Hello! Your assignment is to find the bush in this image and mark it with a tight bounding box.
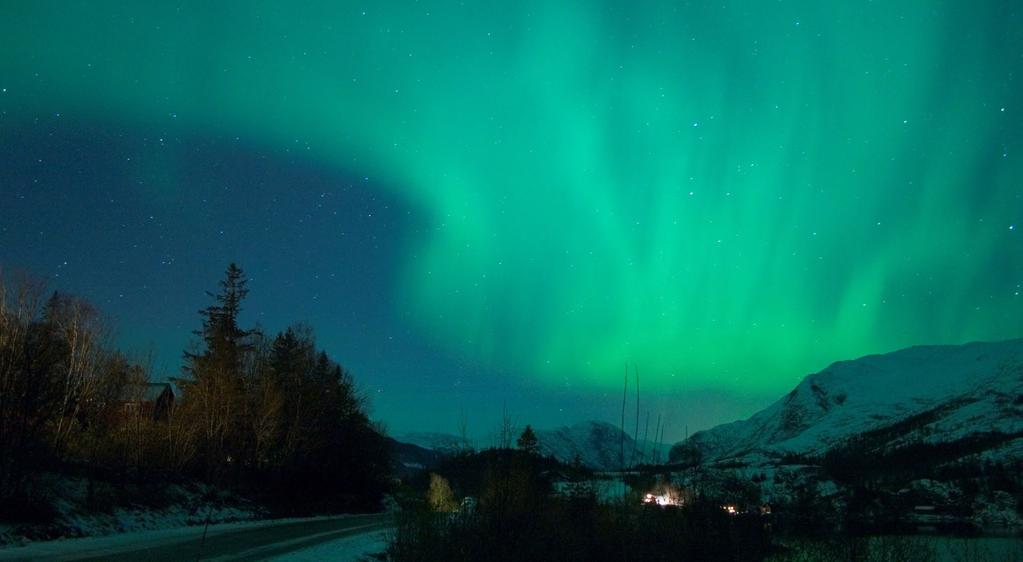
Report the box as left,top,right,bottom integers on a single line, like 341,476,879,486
389,449,772,562
427,473,459,512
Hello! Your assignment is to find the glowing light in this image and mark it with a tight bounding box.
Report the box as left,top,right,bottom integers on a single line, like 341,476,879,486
642,484,685,506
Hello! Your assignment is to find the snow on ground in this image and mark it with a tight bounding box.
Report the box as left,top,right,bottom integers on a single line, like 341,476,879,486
0,475,264,545
52,490,258,541
267,529,390,562
554,478,629,504
0,514,355,560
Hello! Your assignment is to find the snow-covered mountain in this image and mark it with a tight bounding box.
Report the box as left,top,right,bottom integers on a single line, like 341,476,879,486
683,338,1023,464
399,421,671,471
534,421,670,471
397,432,467,455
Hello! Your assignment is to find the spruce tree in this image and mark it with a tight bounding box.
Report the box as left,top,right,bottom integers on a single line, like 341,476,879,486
182,263,256,478
517,425,539,455
196,263,255,371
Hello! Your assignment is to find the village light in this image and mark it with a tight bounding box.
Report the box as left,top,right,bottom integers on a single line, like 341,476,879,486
641,488,684,507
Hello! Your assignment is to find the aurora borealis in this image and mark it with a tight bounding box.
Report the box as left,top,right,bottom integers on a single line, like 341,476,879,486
2,1,1022,437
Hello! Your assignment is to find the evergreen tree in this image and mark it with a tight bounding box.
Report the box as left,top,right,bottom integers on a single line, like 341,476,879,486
517,425,539,455
182,263,257,479
192,263,255,371
268,326,315,464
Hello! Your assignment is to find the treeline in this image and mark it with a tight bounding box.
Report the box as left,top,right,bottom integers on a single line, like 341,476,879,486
390,445,772,562
0,264,390,520
822,430,1023,484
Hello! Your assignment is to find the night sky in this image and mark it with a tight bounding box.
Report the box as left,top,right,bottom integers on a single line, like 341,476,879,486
2,1,1022,441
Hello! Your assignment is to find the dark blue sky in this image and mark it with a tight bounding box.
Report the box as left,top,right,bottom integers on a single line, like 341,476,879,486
1,116,755,440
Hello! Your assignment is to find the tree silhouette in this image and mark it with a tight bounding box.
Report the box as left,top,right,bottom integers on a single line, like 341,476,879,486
517,425,539,455
182,263,258,479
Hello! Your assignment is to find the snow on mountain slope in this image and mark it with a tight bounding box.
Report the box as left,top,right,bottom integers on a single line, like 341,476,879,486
396,432,466,455
685,339,1023,462
535,421,670,471
399,421,671,470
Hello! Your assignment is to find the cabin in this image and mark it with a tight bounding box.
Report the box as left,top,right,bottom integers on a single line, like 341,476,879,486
118,382,176,422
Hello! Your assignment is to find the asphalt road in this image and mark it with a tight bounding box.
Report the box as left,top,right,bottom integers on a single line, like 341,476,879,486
0,513,394,562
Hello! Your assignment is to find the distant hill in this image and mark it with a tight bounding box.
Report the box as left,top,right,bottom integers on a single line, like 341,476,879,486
399,421,671,471
397,432,466,455
385,437,445,478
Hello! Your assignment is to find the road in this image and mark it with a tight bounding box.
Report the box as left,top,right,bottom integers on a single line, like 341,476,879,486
0,513,394,561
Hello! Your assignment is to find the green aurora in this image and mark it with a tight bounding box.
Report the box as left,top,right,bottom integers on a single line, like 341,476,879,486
3,1,1022,397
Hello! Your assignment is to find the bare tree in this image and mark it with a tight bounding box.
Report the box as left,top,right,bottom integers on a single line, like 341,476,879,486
250,368,283,470
497,403,516,449
641,410,651,464
652,414,662,464
630,365,640,467
165,387,199,472
619,364,628,471
457,409,472,452
46,293,109,455
656,419,667,464
121,364,150,470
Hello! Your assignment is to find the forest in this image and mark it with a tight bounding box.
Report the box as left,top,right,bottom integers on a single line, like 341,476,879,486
0,263,391,525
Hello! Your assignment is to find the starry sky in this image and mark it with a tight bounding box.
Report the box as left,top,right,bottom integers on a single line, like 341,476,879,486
2,1,1022,441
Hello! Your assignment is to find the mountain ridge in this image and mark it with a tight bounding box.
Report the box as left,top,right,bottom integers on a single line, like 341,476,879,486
399,420,671,471
680,338,1023,465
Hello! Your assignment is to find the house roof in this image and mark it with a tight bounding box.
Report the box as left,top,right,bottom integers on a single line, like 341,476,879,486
120,382,174,402
144,383,173,401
